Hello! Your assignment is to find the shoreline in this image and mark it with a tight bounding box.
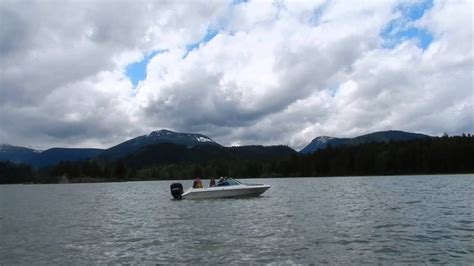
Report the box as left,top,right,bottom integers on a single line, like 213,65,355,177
2,172,473,185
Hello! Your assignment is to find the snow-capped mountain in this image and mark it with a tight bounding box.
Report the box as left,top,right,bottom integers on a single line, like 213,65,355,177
0,144,103,167
299,130,430,154
99,129,219,160
299,136,341,154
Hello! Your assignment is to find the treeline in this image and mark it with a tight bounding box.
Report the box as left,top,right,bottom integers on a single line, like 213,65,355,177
1,134,473,184
0,161,36,184
0,159,288,184
287,134,474,177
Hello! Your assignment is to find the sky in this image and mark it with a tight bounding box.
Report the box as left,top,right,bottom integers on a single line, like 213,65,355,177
0,0,473,150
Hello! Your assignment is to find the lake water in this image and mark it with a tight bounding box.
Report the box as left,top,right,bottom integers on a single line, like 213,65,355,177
1,175,473,264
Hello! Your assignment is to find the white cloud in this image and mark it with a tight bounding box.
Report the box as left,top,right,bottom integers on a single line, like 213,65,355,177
0,0,472,150
0,0,229,148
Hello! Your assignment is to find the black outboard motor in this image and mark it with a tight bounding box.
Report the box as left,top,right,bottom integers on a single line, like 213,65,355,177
170,183,183,200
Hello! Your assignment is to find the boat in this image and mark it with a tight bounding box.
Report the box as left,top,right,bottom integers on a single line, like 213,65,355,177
170,178,270,200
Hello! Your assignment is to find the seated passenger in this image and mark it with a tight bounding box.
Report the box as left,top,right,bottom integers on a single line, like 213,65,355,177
193,177,203,188
209,177,216,187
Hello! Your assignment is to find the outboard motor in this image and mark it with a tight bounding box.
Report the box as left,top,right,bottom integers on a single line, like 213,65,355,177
170,183,183,200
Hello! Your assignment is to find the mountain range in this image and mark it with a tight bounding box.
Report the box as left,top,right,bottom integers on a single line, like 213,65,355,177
0,145,103,168
0,129,432,167
299,130,430,154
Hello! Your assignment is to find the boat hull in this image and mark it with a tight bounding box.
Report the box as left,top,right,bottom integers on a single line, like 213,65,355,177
181,184,270,200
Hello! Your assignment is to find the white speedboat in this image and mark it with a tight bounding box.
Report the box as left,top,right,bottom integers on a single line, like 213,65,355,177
170,178,270,200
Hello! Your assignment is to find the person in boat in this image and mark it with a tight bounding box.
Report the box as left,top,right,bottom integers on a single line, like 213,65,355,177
209,177,216,187
217,176,230,186
193,177,203,188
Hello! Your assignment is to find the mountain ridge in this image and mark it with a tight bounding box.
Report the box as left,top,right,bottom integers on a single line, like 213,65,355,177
99,129,220,161
299,130,431,154
1,129,221,166
0,144,103,167
1,129,434,167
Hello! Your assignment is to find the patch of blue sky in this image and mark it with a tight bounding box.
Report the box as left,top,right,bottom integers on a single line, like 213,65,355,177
327,85,339,97
183,28,219,58
308,0,330,26
380,0,434,50
399,28,432,49
231,0,247,5
125,50,165,87
402,0,433,20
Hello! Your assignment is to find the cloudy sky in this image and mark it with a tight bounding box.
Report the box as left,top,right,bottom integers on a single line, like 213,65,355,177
0,0,473,150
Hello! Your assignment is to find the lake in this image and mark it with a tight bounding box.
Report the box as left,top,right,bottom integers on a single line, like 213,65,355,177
1,175,473,264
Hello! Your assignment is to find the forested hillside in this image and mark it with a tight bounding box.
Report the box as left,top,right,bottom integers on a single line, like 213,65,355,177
1,134,472,184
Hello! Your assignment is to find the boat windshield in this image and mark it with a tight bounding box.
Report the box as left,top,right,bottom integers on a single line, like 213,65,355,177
217,178,242,187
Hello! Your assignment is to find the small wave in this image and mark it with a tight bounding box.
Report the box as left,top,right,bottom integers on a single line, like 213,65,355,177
449,249,468,255
141,239,162,248
335,239,370,245
456,220,474,225
451,227,474,232
374,223,411,229
389,206,402,211
404,200,421,204
374,247,399,254
119,237,145,243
